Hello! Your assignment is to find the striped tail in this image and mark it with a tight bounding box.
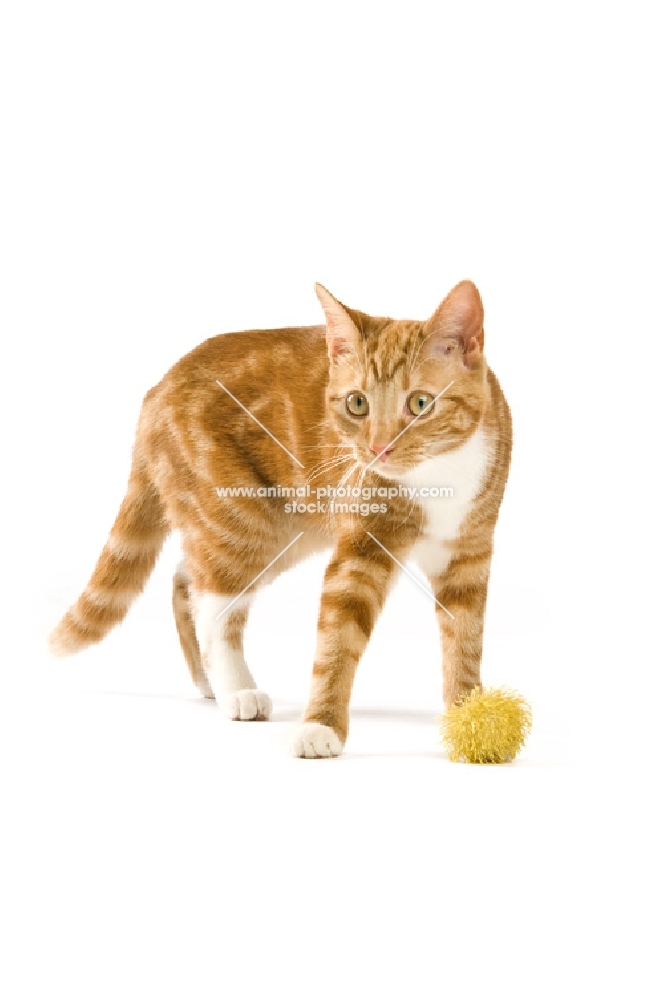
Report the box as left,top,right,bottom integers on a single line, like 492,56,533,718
49,460,168,656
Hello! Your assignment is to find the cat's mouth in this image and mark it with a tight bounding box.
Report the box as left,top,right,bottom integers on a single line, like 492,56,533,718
352,445,410,479
364,455,402,479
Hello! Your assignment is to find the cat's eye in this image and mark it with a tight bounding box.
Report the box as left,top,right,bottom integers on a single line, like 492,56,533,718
346,392,369,417
407,391,435,417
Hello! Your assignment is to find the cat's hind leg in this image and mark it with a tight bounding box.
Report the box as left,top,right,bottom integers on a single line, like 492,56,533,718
172,562,214,699
190,587,272,722
172,562,271,719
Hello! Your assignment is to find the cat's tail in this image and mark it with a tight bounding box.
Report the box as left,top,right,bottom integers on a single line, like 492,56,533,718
48,457,168,656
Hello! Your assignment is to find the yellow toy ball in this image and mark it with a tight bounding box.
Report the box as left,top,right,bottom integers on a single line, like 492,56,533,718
439,686,532,763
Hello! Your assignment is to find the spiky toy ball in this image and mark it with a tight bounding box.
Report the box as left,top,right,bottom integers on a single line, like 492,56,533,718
439,687,532,763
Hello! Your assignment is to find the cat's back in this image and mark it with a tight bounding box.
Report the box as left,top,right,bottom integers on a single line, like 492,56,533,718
136,323,330,484
141,323,328,420
165,323,327,391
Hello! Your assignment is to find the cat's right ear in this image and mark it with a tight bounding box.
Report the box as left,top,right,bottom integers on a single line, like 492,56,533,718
315,283,361,361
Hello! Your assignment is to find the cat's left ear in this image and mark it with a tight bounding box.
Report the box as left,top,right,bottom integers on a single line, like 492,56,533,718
423,280,485,368
315,283,362,361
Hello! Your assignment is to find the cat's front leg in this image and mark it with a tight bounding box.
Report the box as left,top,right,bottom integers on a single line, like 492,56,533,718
431,552,492,708
292,534,397,758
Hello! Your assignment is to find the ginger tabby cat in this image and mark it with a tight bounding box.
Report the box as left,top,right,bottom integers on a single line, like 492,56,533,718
50,280,512,758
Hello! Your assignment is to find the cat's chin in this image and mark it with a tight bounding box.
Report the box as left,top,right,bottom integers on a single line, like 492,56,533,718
353,454,401,479
370,462,401,480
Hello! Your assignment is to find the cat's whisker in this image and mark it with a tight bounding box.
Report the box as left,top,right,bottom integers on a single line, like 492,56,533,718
306,459,352,483
308,461,354,484
353,463,364,490
336,461,360,491
305,454,355,486
306,450,355,472
301,442,355,452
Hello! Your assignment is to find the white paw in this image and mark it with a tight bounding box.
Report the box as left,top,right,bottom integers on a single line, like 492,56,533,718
291,722,343,759
223,689,272,721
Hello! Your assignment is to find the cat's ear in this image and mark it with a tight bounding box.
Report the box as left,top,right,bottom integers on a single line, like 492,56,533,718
423,280,484,368
315,283,362,361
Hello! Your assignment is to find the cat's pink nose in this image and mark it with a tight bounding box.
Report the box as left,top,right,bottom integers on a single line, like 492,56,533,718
369,442,394,462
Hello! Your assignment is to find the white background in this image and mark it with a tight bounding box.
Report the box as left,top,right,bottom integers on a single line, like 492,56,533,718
1,2,662,998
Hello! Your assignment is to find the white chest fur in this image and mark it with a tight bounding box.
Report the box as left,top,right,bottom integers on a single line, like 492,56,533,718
398,426,491,579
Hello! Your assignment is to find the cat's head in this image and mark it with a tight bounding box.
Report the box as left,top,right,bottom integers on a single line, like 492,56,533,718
316,280,489,478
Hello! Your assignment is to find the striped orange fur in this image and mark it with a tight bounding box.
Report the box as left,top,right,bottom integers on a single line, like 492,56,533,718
50,280,512,757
